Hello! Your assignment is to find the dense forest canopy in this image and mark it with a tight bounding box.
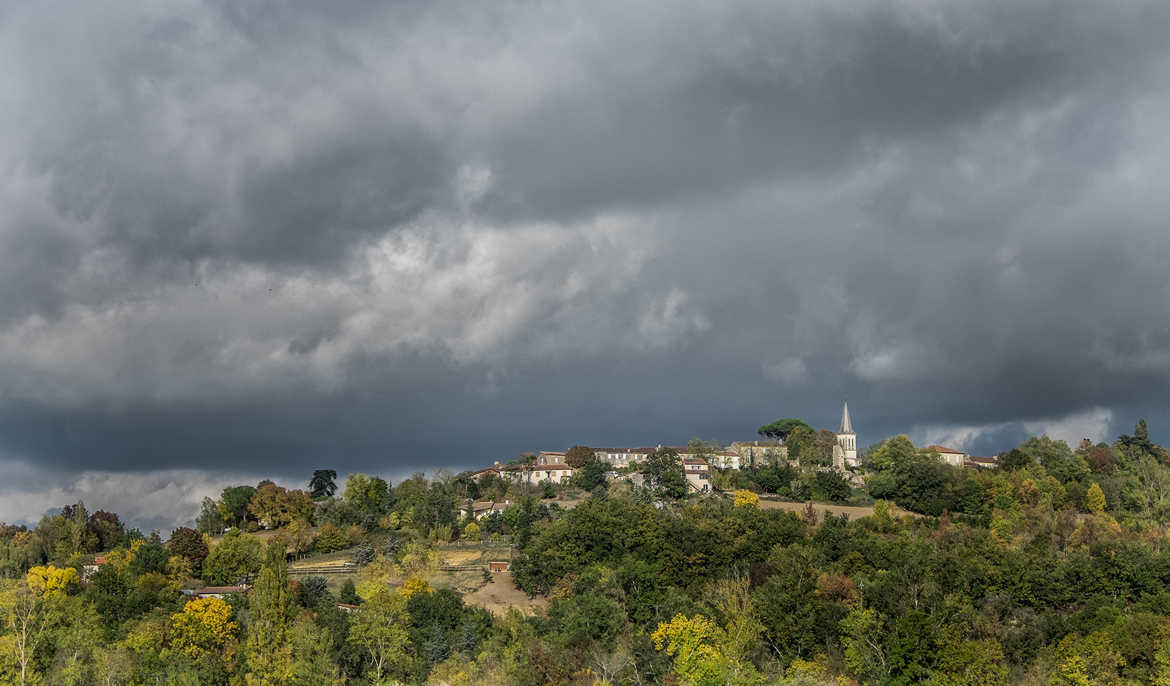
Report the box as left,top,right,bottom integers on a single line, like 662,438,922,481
2,421,1170,684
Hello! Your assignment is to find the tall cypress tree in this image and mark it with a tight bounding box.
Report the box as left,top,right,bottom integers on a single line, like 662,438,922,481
245,543,294,685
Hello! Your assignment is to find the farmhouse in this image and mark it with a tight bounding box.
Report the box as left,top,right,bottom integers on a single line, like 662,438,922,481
683,458,711,493
925,444,967,467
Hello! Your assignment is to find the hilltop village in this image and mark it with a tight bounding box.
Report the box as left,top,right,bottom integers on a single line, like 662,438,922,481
472,403,995,496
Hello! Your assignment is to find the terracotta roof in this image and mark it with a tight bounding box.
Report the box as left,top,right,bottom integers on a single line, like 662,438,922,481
337,603,359,609
591,447,654,454
471,501,493,511
682,458,708,465
926,445,965,454
535,463,573,471
967,456,997,463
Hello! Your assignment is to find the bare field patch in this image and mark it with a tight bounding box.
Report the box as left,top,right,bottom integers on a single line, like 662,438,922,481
461,571,546,617
440,549,485,566
755,498,918,519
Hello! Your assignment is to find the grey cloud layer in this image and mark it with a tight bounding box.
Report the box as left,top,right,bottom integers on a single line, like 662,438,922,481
2,0,1170,501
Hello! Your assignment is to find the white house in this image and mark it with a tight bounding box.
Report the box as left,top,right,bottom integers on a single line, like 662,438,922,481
926,445,967,467
593,447,653,468
683,458,710,492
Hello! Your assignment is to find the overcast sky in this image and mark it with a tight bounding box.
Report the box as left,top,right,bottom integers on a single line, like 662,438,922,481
2,0,1170,530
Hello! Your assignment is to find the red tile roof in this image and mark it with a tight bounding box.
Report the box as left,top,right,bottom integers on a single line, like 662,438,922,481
926,445,965,454
591,447,654,453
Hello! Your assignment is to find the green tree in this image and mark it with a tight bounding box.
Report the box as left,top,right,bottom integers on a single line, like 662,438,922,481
813,470,851,502
786,426,820,469
196,497,226,535
343,473,391,524
576,458,609,492
548,592,626,649
339,579,360,606
1019,436,1091,483
867,435,917,472
202,530,263,585
997,449,1034,472
219,485,258,528
757,418,812,441
1124,455,1170,534
565,445,595,469
129,542,170,577
244,544,295,685
288,617,344,685
1,584,46,685
308,470,338,499
348,588,412,683
87,510,125,551
1119,418,1156,459
841,608,888,683
643,447,687,499
923,627,1008,686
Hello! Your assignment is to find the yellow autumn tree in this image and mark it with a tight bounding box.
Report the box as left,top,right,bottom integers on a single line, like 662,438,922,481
463,521,481,542
1086,483,1107,515
25,566,78,599
732,490,760,509
167,597,239,660
651,614,763,686
398,576,433,599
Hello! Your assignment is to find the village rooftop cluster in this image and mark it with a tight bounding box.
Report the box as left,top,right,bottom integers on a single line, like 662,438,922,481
470,403,997,496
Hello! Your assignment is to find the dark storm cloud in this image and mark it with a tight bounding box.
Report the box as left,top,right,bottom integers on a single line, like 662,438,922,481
2,0,1170,527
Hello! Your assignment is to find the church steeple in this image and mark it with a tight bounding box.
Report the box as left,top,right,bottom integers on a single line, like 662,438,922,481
839,401,854,435
836,401,857,467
